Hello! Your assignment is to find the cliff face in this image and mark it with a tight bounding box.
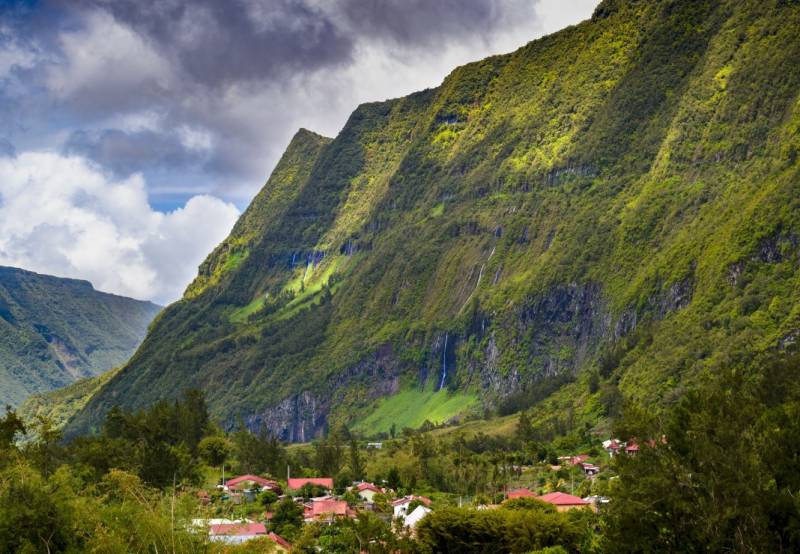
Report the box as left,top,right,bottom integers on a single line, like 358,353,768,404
69,0,800,439
0,267,160,406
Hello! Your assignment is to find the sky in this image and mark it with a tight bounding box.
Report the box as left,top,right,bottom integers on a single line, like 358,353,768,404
0,0,597,304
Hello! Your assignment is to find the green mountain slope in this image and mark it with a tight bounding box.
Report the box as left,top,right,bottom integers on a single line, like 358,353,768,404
0,267,161,406
69,0,800,440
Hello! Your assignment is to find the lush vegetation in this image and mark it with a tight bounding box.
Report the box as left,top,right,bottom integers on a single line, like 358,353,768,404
68,0,800,474
5,351,800,551
0,266,160,406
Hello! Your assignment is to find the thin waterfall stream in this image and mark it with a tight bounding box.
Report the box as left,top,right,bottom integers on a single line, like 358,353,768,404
439,333,448,390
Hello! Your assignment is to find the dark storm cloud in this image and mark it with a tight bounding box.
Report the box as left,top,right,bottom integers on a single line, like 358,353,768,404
75,0,354,88
64,129,204,176
72,0,530,88
340,0,513,46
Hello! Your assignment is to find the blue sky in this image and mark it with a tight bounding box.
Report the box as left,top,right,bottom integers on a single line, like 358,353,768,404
0,0,596,302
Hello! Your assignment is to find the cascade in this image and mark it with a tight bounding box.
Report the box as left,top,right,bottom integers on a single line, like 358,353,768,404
439,333,448,391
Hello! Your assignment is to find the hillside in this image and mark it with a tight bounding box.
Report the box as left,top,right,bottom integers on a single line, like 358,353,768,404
18,367,120,431
69,0,800,440
0,266,161,406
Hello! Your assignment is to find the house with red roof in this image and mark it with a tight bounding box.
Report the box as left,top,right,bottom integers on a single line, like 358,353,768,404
354,482,384,502
267,532,292,551
209,522,268,544
304,499,354,522
569,454,590,465
537,492,592,512
625,441,639,455
603,439,622,457
506,488,537,500
225,474,280,492
579,462,600,476
288,477,334,491
392,495,432,520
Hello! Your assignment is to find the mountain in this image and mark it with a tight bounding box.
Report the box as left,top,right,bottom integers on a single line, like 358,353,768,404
0,266,161,406
68,0,800,440
18,367,120,431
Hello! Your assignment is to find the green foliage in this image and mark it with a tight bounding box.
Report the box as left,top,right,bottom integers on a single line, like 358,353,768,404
604,353,800,553
198,435,231,467
231,425,286,476
271,497,305,540
0,267,160,406
415,505,588,553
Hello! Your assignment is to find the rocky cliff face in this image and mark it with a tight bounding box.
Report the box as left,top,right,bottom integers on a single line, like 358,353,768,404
68,0,800,439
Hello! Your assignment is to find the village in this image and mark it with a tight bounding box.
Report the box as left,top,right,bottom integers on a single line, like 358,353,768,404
191,437,638,549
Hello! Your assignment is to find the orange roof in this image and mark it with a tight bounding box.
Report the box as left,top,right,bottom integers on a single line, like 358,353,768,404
537,492,589,506
288,477,334,490
268,532,292,550
226,474,279,489
356,482,383,493
209,522,267,536
507,488,537,499
307,499,349,518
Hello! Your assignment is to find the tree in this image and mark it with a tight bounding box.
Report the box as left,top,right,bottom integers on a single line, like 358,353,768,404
232,426,285,475
198,435,230,468
349,438,364,480
386,466,402,491
271,497,305,540
0,406,25,450
259,490,279,509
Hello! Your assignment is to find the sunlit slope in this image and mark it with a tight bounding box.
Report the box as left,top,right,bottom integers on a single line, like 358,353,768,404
70,0,800,440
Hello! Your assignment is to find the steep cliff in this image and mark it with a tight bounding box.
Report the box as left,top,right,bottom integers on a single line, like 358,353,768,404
69,0,800,440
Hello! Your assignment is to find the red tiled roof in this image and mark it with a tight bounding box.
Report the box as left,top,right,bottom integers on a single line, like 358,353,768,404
507,488,537,499
537,492,590,506
268,532,292,550
625,442,640,452
288,477,334,490
356,482,383,493
307,499,348,518
391,495,432,507
570,454,590,465
209,523,267,536
226,474,279,489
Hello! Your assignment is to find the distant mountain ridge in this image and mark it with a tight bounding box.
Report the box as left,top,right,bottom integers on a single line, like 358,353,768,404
68,0,800,440
0,266,161,406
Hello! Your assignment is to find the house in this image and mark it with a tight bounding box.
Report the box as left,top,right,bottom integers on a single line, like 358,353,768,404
603,439,622,457
579,462,600,476
196,490,210,505
304,499,353,522
403,505,432,531
392,495,432,520
506,488,537,500
569,454,590,465
625,441,639,455
354,482,384,502
288,477,334,491
209,522,268,544
536,492,592,512
225,474,280,492
366,442,383,449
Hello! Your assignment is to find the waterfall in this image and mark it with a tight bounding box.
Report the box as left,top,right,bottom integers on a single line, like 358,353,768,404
439,333,448,391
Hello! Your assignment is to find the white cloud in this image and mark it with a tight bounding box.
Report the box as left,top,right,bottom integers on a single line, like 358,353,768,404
0,151,239,304
45,10,173,113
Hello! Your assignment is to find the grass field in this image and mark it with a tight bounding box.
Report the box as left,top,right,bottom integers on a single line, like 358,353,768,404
351,387,479,436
